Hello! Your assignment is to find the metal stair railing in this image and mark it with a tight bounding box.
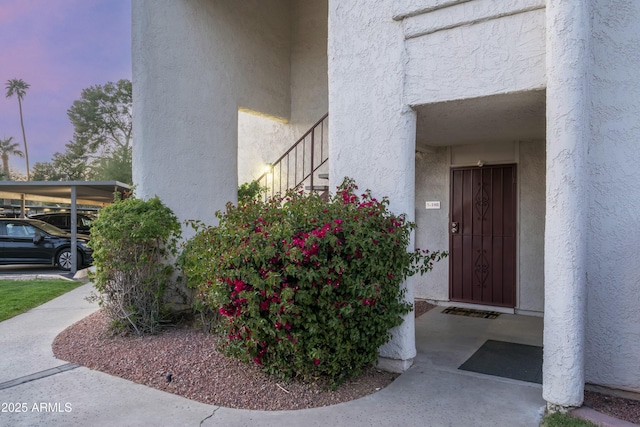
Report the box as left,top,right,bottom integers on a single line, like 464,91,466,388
256,113,328,200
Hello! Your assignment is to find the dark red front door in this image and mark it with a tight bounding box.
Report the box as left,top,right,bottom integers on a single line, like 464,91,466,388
449,165,516,307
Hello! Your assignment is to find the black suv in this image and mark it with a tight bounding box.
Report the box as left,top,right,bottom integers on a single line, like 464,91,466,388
29,212,96,235
0,218,93,270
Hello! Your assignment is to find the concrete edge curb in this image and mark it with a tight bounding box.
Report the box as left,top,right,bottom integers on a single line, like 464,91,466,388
571,407,639,427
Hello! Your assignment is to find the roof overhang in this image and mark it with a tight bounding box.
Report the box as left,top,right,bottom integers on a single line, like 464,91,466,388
0,181,131,206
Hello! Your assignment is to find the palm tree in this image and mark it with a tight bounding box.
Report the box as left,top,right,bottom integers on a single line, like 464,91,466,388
5,79,31,180
0,136,24,180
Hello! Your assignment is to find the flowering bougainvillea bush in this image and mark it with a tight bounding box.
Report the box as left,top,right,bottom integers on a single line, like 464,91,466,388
180,178,445,384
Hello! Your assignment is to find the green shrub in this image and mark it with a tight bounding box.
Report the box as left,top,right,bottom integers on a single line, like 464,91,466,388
179,232,221,333
90,195,181,335
180,178,445,384
238,180,265,205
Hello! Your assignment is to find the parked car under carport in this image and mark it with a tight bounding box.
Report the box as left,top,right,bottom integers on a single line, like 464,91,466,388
0,180,130,273
0,218,93,271
29,212,96,235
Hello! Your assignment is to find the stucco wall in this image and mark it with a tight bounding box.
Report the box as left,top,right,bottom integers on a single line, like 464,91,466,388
584,0,640,394
403,4,546,105
237,112,294,185
238,0,329,185
290,0,329,131
517,140,545,313
133,0,291,233
393,0,469,19
328,0,417,369
414,148,449,301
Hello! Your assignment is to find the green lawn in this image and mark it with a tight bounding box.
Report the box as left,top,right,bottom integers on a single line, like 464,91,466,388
541,412,598,427
0,279,85,322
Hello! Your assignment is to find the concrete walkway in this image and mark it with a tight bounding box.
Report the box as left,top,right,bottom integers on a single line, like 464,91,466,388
0,283,548,426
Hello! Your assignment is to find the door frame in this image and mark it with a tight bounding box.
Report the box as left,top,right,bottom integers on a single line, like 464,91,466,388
448,163,517,308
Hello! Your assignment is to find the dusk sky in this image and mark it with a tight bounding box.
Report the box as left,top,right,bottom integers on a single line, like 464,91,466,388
0,0,131,175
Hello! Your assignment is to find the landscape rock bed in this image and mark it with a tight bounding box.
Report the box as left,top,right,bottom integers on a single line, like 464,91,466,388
53,301,638,423
53,310,398,411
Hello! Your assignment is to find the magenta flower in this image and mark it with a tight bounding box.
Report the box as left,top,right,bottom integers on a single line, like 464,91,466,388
219,307,234,317
234,279,246,293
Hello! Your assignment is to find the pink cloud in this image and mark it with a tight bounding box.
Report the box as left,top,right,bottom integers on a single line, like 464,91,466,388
0,0,40,25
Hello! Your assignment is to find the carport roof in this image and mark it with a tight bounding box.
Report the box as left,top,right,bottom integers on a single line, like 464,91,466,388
0,181,131,206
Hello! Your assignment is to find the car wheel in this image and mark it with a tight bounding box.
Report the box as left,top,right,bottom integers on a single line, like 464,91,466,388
56,249,81,271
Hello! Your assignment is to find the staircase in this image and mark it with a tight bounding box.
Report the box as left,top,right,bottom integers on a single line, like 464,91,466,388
256,113,329,200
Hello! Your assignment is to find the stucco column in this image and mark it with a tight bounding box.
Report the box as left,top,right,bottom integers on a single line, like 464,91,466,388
330,106,418,373
543,0,590,410
328,0,417,372
376,109,419,373
132,0,238,235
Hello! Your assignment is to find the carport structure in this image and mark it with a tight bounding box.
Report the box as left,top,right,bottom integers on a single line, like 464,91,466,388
0,181,131,273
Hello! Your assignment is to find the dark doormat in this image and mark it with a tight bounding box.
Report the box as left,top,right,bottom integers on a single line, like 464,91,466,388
458,340,543,384
442,306,502,319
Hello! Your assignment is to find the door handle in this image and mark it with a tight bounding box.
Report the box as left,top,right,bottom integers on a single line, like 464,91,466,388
451,222,459,234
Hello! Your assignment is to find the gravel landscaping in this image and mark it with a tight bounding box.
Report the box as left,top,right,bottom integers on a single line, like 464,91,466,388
583,390,640,424
52,304,435,411
52,300,639,423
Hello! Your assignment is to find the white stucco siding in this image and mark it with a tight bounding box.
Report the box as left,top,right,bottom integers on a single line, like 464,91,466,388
401,0,545,39
393,0,544,22
237,112,294,185
238,0,329,185
543,0,590,408
404,8,546,105
132,0,237,228
517,140,545,313
225,1,292,119
290,0,329,130
585,0,640,394
329,0,417,369
133,0,291,233
414,148,449,302
393,0,468,19
329,0,414,216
